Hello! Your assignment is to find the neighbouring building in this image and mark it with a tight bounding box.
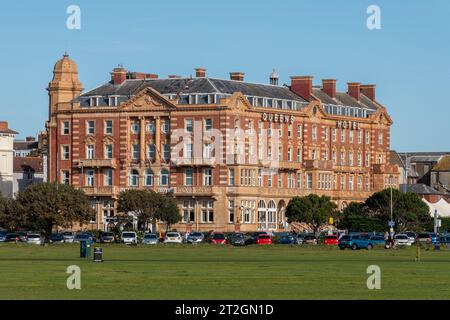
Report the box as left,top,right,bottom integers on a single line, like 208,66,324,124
12,157,46,196
399,152,450,186
0,121,18,198
14,136,39,157
47,54,400,232
431,155,450,196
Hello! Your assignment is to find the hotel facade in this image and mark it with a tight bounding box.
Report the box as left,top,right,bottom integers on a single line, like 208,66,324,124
47,54,399,232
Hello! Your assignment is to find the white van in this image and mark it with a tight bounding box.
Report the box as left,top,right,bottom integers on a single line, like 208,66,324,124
122,231,137,244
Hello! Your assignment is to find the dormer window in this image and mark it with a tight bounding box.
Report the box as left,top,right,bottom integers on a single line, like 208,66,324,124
90,96,101,107
108,96,119,106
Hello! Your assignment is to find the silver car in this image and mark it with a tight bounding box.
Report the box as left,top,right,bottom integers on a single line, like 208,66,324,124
395,234,411,246
164,232,182,244
122,231,138,245
27,234,43,245
142,233,158,245
62,231,74,243
187,232,205,244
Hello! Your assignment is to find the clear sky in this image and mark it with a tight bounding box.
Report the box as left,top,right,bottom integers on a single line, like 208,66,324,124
0,0,449,151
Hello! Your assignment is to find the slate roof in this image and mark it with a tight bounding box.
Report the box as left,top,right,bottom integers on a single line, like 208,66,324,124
13,157,44,173
433,156,450,171
312,88,379,111
389,150,405,168
78,78,307,103
14,140,39,151
400,183,446,195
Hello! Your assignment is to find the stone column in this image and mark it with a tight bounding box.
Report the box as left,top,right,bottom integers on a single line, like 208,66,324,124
155,116,161,163
139,116,146,165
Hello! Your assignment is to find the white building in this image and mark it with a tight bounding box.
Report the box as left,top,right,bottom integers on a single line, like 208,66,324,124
0,121,18,198
13,156,46,196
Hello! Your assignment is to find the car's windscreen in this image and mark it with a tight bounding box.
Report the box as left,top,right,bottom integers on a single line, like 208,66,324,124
259,235,270,239
144,234,157,239
28,235,40,239
326,236,337,239
340,236,350,241
122,233,135,238
396,235,408,239
190,233,202,237
214,234,225,239
103,233,114,237
166,233,179,237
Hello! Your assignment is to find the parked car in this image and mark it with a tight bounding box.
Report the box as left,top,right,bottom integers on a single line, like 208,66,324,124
164,232,183,244
73,232,94,244
338,235,374,250
323,235,339,245
439,235,450,245
0,231,7,242
256,234,272,245
142,233,159,245
303,234,318,245
49,233,64,243
100,232,116,243
417,233,438,244
279,234,297,245
247,232,268,245
187,232,205,244
121,231,138,245
404,231,417,244
394,234,411,246
230,233,246,246
17,231,28,242
27,234,43,245
295,234,305,244
5,233,20,243
369,235,386,246
62,231,75,243
210,232,227,244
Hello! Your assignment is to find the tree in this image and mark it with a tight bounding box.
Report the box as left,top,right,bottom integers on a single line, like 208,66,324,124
365,189,431,232
336,202,385,232
285,194,337,234
15,183,94,238
0,196,24,231
154,194,180,231
117,189,162,230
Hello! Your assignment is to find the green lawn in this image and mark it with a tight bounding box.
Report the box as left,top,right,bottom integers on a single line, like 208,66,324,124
0,243,449,300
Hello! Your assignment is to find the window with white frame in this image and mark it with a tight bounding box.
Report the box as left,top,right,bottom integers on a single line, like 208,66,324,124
86,145,95,159
288,124,292,138
324,127,329,141
365,130,370,144
62,121,70,135
358,130,362,144
365,176,370,191
161,120,170,133
258,169,262,187
184,169,193,186
201,200,214,223
147,144,155,160
287,147,292,161
204,143,212,159
104,120,113,135
185,119,193,133
332,150,337,164
357,175,362,191
357,152,362,167
297,124,302,139
340,151,345,166
104,144,113,159
129,170,139,187
145,169,154,186
332,128,337,142
203,168,212,186
297,148,302,162
159,169,169,186
340,129,345,143
312,125,317,141
229,168,235,186
131,122,140,134
182,200,195,223
163,144,170,161
132,144,140,160
349,176,354,191
86,170,95,187
228,200,235,223
307,173,312,189
340,175,345,190
108,96,119,107
61,170,70,184
61,145,70,160
349,151,354,166
297,173,302,189
378,131,383,145
349,130,354,143
103,169,113,186
184,143,193,158
204,118,212,132
365,153,370,167
146,121,155,133
86,120,95,135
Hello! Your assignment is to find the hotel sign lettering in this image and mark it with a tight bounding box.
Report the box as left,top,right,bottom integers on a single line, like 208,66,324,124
262,113,295,124
336,120,360,130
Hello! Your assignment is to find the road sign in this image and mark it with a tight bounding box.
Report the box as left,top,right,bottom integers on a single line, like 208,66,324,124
388,221,395,227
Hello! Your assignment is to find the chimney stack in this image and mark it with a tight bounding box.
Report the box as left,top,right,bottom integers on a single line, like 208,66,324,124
230,72,245,81
111,65,127,85
0,121,8,130
322,79,336,98
269,69,279,86
347,82,361,101
195,68,207,78
26,136,36,142
361,84,376,101
290,76,313,101
168,75,181,79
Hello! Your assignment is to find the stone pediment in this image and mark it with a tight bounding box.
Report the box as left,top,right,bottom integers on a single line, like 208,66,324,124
120,87,177,111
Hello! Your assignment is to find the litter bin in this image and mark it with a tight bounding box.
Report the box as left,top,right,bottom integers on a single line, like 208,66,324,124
94,247,103,262
435,244,441,251
80,240,92,258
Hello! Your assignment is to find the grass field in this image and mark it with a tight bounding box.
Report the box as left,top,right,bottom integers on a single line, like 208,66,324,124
0,243,449,300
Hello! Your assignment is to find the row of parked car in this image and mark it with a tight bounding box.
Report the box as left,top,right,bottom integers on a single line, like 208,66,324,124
1,229,448,248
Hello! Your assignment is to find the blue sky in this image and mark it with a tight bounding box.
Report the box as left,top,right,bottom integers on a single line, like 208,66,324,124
0,0,449,151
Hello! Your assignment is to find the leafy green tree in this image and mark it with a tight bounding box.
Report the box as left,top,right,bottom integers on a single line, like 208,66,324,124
154,194,180,231
0,196,24,231
336,202,385,232
365,189,431,232
117,189,162,230
15,183,94,237
285,194,337,233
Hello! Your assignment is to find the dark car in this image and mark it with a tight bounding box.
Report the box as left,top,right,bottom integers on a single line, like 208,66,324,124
5,233,20,243
17,231,28,242
439,235,450,244
100,232,116,243
279,234,297,245
49,233,64,243
230,233,246,246
0,231,7,242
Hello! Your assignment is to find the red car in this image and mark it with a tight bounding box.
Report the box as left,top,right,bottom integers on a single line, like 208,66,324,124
210,233,227,244
256,234,272,245
324,235,338,245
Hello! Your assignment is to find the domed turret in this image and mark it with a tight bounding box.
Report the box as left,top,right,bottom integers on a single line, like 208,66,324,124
50,53,82,86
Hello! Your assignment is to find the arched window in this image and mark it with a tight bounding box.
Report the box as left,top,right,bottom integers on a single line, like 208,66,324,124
144,169,154,186
129,169,139,187
159,169,169,186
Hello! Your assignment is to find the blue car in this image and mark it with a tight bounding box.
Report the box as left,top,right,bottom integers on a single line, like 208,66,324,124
0,231,6,242
369,235,386,246
338,235,375,250
279,234,297,245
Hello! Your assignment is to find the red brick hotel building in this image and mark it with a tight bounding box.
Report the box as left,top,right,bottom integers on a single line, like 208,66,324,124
47,54,399,232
